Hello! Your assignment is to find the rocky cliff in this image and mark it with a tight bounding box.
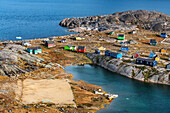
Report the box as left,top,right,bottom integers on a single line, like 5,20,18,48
60,10,170,34
87,53,170,85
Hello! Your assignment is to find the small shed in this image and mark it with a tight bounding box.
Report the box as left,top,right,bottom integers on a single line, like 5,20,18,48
110,52,122,58
95,49,100,54
144,59,157,67
160,33,168,38
166,63,170,69
149,52,156,58
129,30,136,34
77,46,86,53
109,31,114,35
133,52,140,58
61,39,66,43
154,55,160,61
121,46,129,51
117,34,125,40
45,41,54,48
64,45,76,51
105,50,111,56
159,48,166,53
136,57,145,65
150,39,157,45
75,37,85,40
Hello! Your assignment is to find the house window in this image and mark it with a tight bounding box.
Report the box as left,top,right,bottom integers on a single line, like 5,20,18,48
140,61,143,63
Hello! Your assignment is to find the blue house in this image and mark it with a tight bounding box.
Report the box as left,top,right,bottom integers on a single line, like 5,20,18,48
105,50,111,56
150,39,157,45
95,49,100,54
61,39,66,43
160,33,167,38
121,46,129,51
136,58,145,65
27,47,41,54
144,59,157,67
149,52,156,58
110,52,122,58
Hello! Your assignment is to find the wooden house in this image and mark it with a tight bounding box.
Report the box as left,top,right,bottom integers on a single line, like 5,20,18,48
150,39,157,45
166,63,170,69
61,39,66,43
149,52,156,58
22,40,31,46
136,57,157,67
105,50,111,56
117,34,125,40
136,57,145,65
144,59,157,67
117,51,128,56
95,49,100,54
77,46,86,53
27,47,41,54
64,45,76,51
159,48,166,53
110,52,122,58
160,33,168,38
154,55,160,61
133,52,140,58
121,46,129,51
45,41,54,48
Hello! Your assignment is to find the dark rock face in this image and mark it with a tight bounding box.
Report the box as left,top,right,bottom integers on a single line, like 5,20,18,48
59,10,170,34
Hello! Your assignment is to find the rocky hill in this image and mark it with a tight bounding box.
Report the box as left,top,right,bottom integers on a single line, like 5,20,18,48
60,10,170,34
87,53,170,85
0,44,59,77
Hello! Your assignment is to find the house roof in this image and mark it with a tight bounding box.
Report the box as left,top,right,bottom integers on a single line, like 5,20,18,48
28,47,41,50
144,59,155,63
105,50,111,53
150,39,157,43
66,45,74,48
136,57,146,61
121,46,129,48
46,40,54,44
161,33,167,35
160,48,166,50
77,46,85,49
118,34,124,37
110,52,120,56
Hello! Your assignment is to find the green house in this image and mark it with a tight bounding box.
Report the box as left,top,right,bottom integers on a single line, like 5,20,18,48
64,45,76,51
117,34,125,40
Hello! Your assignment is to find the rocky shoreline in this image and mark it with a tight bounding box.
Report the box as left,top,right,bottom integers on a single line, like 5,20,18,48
60,10,170,34
87,53,170,85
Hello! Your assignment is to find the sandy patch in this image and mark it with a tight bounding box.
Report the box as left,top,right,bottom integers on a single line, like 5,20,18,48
15,79,75,106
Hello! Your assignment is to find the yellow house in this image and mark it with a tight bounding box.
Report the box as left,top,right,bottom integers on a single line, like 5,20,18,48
154,56,160,61
98,46,106,51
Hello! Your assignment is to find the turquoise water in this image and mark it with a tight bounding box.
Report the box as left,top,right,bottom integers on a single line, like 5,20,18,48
65,65,170,113
0,0,170,41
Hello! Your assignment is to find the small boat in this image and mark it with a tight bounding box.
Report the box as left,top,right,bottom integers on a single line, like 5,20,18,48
107,94,118,100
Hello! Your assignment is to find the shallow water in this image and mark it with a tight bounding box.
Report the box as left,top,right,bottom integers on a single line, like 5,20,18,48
0,0,170,41
65,65,170,113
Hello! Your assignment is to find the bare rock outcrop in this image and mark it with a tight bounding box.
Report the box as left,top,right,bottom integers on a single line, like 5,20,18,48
60,10,170,34
87,53,170,85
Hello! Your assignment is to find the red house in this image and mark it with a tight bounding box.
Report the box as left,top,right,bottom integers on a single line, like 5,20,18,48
133,52,140,58
45,41,54,48
77,46,86,53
